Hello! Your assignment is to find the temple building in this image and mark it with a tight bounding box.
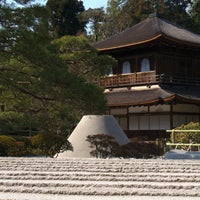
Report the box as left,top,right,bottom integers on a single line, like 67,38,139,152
94,14,200,139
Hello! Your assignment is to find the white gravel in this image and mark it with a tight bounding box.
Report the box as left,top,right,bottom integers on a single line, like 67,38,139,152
1,193,200,200
1,157,200,199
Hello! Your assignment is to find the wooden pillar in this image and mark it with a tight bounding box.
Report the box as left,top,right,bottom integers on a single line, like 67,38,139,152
107,107,111,115
199,105,200,123
172,129,175,143
148,105,150,130
127,106,130,131
135,56,139,72
154,53,158,72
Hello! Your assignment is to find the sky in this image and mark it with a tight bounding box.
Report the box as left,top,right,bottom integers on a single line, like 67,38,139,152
33,0,108,9
82,0,108,9
6,0,108,9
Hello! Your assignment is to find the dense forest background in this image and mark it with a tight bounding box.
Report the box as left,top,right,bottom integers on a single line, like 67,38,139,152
84,0,200,41
0,0,199,142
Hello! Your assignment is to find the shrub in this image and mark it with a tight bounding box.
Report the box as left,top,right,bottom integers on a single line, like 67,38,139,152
172,122,200,143
0,112,26,135
117,141,162,158
86,134,119,158
11,136,32,156
86,134,162,158
31,133,73,157
0,135,16,156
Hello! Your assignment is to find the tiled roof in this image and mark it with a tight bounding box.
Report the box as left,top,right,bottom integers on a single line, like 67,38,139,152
105,85,200,107
94,14,200,51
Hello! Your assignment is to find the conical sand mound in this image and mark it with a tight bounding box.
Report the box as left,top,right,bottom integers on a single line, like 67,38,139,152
58,115,130,158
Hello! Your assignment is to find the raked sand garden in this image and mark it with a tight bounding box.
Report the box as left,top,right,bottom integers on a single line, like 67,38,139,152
0,157,200,200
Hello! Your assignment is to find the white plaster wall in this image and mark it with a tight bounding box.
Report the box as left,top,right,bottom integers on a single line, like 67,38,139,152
129,116,139,130
160,115,171,129
129,115,170,130
139,116,149,130
116,116,127,130
149,115,159,130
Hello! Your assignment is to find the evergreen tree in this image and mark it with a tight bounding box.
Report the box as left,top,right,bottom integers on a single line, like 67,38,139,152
82,8,106,41
160,0,192,29
0,2,113,136
46,0,86,38
91,0,195,40
190,0,200,33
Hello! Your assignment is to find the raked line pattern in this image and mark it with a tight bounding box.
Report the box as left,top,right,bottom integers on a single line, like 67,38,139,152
0,157,200,198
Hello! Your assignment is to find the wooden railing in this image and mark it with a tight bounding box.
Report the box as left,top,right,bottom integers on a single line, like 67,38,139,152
160,75,200,86
99,71,200,88
99,71,158,88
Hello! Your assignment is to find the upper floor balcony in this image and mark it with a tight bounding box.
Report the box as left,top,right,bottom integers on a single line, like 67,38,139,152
99,71,200,88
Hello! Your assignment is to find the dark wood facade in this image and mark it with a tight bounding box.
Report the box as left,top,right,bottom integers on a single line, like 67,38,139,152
94,14,200,139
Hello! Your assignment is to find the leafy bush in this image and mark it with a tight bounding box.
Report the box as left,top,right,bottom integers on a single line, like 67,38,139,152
86,134,119,158
12,136,32,156
172,122,200,143
86,134,162,158
0,135,33,156
0,112,26,135
0,135,16,156
117,141,162,158
31,133,73,157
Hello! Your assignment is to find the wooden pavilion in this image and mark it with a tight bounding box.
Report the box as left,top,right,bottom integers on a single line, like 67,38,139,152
94,13,200,139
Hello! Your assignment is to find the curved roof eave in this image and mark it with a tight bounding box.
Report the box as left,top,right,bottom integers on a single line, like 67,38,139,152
94,15,200,52
161,34,200,48
175,94,200,105
106,93,200,108
96,33,200,52
96,34,162,51
107,95,176,107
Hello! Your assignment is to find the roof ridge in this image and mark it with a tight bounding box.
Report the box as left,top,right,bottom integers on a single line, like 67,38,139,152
94,17,160,45
94,14,200,51
94,16,154,45
154,15,162,34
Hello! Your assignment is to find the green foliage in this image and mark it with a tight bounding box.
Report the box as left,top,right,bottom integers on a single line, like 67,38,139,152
50,35,117,115
0,135,16,156
0,3,115,137
117,141,162,158
82,8,106,41
31,133,73,157
86,134,119,158
190,0,200,33
172,122,200,143
106,0,151,35
86,134,162,158
0,135,32,156
0,133,72,157
0,111,27,134
46,0,86,38
12,135,32,154
88,0,197,40
159,0,193,31
52,35,116,82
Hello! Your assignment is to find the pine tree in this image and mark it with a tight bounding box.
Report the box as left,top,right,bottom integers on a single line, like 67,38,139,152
46,0,86,38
